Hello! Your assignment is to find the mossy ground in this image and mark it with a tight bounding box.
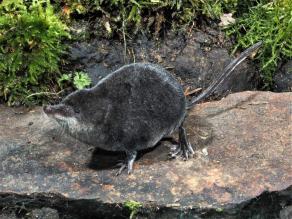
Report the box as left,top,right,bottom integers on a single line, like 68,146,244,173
0,0,290,105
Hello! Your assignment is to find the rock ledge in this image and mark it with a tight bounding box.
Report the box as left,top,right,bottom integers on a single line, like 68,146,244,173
0,91,291,218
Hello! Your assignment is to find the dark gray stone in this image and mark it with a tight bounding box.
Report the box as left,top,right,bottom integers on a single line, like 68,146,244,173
193,30,213,44
273,60,292,92
31,208,59,219
280,206,292,219
0,212,17,219
174,40,258,97
66,41,117,83
65,29,259,99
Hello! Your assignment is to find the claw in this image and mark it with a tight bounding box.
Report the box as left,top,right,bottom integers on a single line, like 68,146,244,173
116,163,127,176
168,126,195,160
168,144,182,159
115,150,137,175
187,142,195,155
183,146,188,160
179,126,195,160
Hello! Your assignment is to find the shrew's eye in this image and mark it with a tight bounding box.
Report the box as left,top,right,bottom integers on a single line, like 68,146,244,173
74,108,80,113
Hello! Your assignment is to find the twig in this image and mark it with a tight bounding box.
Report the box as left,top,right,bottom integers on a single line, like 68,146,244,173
122,12,127,64
184,87,202,96
26,90,65,99
131,48,136,63
248,101,269,105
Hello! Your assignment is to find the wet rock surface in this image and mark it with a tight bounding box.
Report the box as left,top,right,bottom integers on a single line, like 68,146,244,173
0,91,291,218
273,60,292,92
30,208,59,219
280,205,292,219
66,29,258,98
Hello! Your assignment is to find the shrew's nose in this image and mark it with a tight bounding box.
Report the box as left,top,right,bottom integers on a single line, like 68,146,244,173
43,105,51,114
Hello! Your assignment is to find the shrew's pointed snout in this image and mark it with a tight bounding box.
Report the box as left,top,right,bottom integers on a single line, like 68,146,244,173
43,105,51,114
43,104,74,118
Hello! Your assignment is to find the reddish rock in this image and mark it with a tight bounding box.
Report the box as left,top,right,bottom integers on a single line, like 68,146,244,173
0,91,291,214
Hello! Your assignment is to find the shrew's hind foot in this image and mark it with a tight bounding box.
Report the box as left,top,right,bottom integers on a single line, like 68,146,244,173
116,150,137,175
168,126,195,160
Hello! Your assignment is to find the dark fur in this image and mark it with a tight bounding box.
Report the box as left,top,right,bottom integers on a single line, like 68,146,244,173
46,63,186,152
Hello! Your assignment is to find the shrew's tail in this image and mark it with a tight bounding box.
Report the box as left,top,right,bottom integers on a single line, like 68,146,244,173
187,41,262,110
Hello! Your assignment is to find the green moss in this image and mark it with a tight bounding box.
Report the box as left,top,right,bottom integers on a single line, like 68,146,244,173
0,0,69,105
226,0,292,87
1,0,290,105
58,0,238,37
124,200,142,219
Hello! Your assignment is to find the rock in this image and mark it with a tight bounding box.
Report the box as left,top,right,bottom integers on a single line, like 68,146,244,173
0,91,291,218
273,60,292,92
66,40,122,84
174,39,258,97
30,208,59,219
0,212,17,219
0,205,59,219
65,29,258,96
280,205,292,219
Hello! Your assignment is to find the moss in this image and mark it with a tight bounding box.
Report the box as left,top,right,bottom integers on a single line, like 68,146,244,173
124,200,142,219
226,0,292,87
1,0,291,105
0,0,69,105
57,0,239,37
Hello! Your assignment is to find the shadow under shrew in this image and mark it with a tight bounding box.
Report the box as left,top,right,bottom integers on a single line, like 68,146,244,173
87,138,177,171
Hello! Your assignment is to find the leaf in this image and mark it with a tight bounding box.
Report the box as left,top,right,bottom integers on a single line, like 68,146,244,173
73,72,92,90
62,5,71,17
104,21,112,34
219,13,236,27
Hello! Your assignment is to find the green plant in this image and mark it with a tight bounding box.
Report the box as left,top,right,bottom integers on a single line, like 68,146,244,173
92,0,239,37
54,0,88,19
124,200,142,219
58,71,91,90
226,0,292,87
73,71,91,89
0,0,69,105
53,0,239,41
58,73,72,88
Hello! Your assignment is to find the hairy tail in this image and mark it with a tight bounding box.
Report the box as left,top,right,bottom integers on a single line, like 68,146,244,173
187,41,262,109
